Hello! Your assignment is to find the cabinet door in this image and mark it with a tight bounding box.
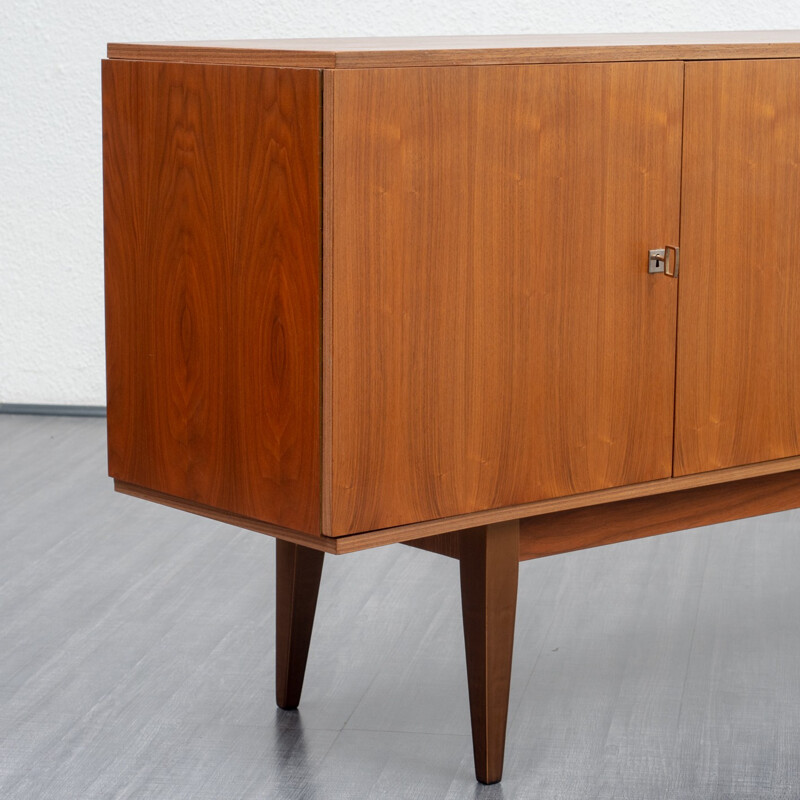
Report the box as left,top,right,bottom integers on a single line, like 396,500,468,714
675,60,800,475
329,62,684,535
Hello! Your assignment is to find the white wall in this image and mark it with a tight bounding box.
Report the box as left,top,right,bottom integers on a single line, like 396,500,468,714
2,0,800,405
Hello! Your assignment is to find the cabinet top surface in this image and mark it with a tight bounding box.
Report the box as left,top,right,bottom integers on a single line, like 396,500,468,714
107,30,800,68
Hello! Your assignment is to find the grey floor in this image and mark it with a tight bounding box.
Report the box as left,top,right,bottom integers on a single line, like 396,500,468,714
1,416,800,800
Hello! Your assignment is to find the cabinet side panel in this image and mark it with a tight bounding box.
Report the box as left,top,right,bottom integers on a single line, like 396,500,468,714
331,63,683,535
102,60,322,534
676,60,800,475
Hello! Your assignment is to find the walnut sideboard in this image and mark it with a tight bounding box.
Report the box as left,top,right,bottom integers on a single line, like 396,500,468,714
102,32,800,783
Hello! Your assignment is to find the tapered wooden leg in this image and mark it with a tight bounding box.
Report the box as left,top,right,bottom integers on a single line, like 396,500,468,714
275,539,324,710
459,520,520,784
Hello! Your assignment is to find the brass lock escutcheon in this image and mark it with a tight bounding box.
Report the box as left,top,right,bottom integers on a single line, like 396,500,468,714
648,245,680,277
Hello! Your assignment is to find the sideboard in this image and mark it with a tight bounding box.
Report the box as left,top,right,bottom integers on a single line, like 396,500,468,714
102,31,800,783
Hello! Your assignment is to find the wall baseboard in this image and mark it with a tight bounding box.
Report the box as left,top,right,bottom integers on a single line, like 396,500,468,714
0,403,106,418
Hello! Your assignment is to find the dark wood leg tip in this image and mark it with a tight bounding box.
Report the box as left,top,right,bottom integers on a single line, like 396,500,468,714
474,757,504,784
275,681,304,710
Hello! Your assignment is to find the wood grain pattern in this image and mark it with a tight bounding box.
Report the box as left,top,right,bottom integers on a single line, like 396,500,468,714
275,540,325,709
330,62,683,535
108,31,800,69
518,469,800,560
103,60,322,534
675,59,800,476
459,520,519,784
